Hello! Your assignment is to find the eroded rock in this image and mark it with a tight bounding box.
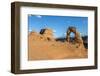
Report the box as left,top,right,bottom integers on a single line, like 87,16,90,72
66,27,84,48
40,28,55,41
29,28,55,41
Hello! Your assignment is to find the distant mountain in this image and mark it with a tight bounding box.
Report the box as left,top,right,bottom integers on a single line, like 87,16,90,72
82,36,88,49
56,37,66,42
82,36,88,43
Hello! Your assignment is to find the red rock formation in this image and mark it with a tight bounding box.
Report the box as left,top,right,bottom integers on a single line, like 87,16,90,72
66,27,84,48
40,28,55,41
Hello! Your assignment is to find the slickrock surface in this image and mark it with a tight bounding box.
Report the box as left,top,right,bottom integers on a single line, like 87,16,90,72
28,28,87,60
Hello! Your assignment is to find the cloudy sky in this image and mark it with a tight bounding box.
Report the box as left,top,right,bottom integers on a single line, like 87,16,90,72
28,14,88,38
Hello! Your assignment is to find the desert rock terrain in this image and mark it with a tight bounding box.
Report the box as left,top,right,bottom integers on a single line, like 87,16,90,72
28,27,87,60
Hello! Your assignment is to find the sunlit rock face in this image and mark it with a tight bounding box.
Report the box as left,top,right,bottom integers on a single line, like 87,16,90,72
28,27,87,60
29,28,55,41
40,28,55,41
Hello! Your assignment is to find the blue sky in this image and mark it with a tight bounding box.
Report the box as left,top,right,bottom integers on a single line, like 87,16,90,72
28,14,88,38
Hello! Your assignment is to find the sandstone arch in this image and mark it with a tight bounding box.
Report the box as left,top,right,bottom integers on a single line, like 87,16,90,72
66,27,83,47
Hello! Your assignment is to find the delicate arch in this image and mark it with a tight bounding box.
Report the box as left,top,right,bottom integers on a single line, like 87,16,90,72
66,27,83,46
66,27,76,42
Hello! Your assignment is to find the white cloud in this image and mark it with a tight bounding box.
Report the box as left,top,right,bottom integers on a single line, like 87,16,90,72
80,32,84,36
36,15,42,18
64,33,66,35
28,15,42,18
53,30,56,33
28,29,32,32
